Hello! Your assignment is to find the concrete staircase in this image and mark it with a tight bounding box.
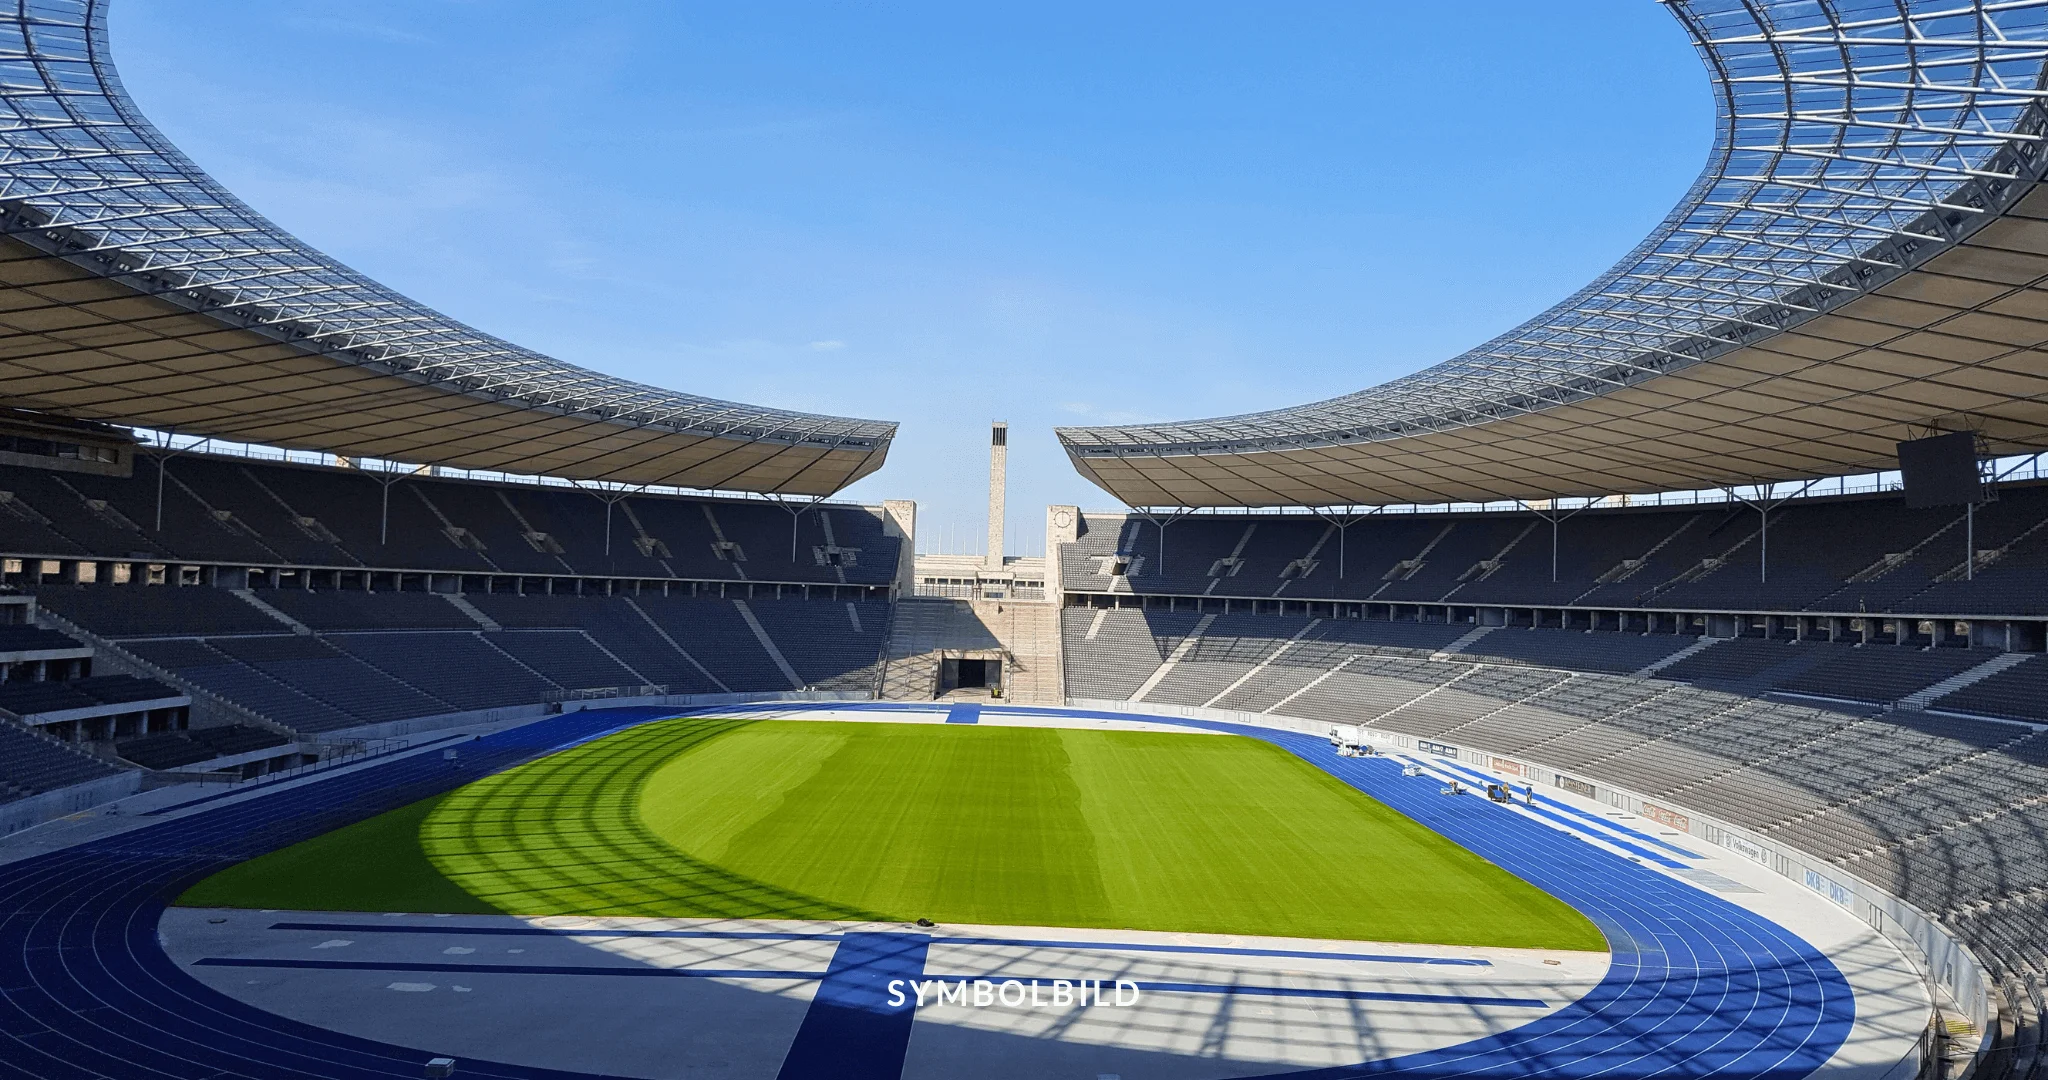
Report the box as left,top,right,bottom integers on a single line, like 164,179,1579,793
875,598,1062,704
984,599,1062,705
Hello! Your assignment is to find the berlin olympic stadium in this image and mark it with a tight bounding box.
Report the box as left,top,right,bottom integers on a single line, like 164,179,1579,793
9,0,2048,1077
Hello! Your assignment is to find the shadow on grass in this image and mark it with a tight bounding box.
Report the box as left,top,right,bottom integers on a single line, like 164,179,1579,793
181,717,887,922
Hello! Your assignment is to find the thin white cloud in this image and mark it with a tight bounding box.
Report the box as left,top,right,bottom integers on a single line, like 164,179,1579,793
807,340,847,351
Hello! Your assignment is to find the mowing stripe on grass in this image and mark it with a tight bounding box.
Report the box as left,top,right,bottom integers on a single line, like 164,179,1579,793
183,718,1603,951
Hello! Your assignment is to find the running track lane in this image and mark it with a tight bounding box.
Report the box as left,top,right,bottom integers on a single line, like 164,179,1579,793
0,704,1855,1079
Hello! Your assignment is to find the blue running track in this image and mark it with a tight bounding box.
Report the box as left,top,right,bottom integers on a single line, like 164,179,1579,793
0,703,1857,1079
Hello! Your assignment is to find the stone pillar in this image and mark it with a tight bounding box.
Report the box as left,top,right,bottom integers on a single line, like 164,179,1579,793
882,499,917,599
986,422,1007,571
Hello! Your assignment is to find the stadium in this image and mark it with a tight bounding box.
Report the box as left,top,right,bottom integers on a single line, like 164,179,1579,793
1,1,2046,1078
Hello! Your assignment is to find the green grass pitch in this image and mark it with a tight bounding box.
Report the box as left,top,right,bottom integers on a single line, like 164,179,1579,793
179,718,1604,951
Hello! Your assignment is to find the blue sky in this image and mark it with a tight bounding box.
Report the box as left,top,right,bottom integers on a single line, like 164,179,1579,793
115,1,1710,555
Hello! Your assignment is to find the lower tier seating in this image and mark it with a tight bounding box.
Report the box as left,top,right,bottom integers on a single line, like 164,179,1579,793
114,724,289,770
0,721,124,799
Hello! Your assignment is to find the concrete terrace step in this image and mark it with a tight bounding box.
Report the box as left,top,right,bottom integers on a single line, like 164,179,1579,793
1903,651,2034,710
1635,637,1719,677
1128,613,1218,703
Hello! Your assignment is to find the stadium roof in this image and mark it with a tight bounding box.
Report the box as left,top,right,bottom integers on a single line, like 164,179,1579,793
0,2,894,496
1061,0,2048,508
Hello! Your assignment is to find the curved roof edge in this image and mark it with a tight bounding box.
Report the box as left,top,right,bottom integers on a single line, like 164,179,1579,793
0,1,893,495
1061,0,2048,507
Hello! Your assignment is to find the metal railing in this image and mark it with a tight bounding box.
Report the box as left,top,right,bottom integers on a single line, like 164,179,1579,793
541,685,668,704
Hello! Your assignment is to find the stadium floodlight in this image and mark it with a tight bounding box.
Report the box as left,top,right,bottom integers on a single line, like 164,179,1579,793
1059,0,2048,508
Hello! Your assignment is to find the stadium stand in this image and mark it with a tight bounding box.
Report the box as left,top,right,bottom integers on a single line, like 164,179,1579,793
0,455,901,590
204,635,449,727
0,674,179,718
0,451,901,737
30,583,283,637
123,638,361,734
262,589,478,631
1457,626,1697,675
25,585,888,733
461,593,729,694
747,598,891,691
1059,483,2048,625
0,623,86,657
1930,656,2048,724
112,724,289,771
0,720,124,800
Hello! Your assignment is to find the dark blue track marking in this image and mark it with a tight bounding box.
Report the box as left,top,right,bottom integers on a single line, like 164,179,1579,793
0,702,1862,1079
776,933,929,1080
944,704,980,724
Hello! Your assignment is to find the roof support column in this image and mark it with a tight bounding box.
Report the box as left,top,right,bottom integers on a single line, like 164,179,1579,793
366,465,410,547
1730,480,1819,584
1125,505,1194,579
1516,499,1593,583
147,430,202,533
1311,505,1380,579
575,484,642,558
768,494,828,564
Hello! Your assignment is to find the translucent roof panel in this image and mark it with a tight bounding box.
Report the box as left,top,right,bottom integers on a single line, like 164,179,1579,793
1060,0,2048,501
0,2,895,474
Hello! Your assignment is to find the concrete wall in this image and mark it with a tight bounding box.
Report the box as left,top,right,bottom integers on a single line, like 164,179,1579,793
882,499,917,599
317,690,878,743
0,771,141,837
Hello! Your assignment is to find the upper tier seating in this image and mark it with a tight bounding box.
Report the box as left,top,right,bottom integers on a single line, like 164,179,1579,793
0,624,84,654
262,590,476,631
1059,482,2048,615
0,455,901,587
0,674,179,717
1459,627,1696,674
34,585,281,638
